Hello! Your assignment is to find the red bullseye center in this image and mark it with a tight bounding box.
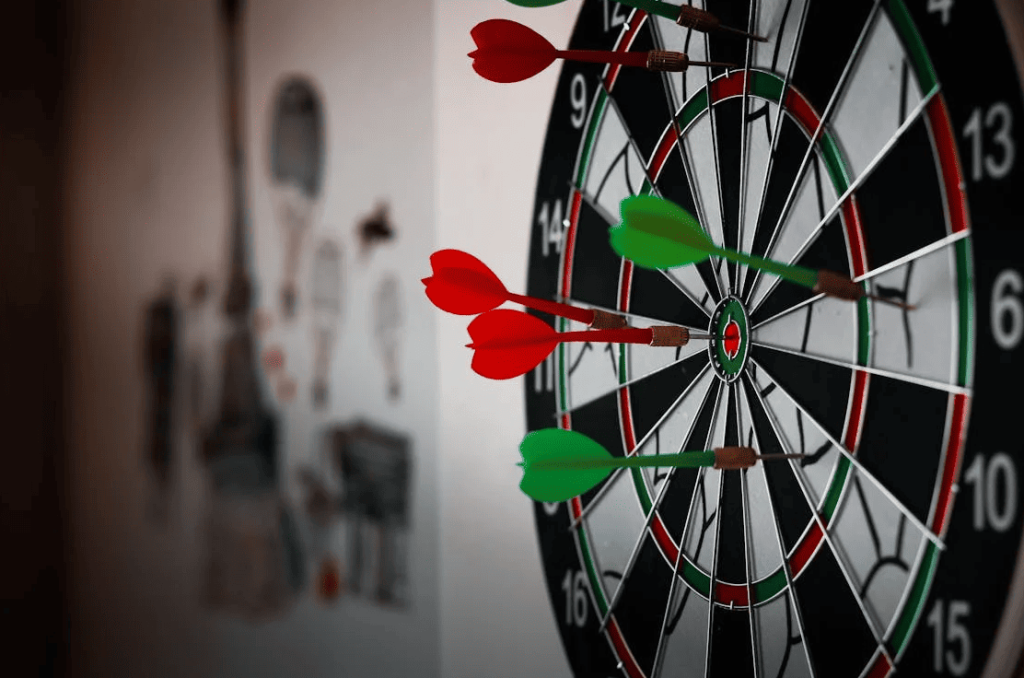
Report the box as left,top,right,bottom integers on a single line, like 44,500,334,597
723,319,741,359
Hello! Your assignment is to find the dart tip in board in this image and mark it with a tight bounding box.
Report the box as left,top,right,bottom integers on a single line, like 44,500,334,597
867,294,917,311
717,24,768,42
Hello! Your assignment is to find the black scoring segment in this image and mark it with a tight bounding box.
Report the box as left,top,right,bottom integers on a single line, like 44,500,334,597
608,21,672,162
743,115,815,302
708,605,755,678
749,344,852,443
715,386,749,585
706,0,753,75
568,390,626,506
629,264,709,328
611,534,678,675
855,374,949,524
790,0,877,113
750,212,849,325
570,199,626,310
660,380,721,545
854,116,948,270
627,350,710,447
793,543,878,678
741,377,812,555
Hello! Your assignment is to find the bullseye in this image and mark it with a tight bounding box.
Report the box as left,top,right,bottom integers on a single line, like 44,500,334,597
709,296,749,383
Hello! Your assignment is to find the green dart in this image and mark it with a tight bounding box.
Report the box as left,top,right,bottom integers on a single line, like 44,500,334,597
609,195,915,310
517,428,800,503
503,0,766,42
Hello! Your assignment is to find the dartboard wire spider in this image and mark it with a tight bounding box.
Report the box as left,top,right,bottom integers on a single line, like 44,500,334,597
595,369,720,631
750,340,970,397
737,379,817,678
567,360,714,531
734,0,812,296
644,2,765,301
733,0,761,301
703,392,729,675
745,0,885,308
699,27,735,298
744,371,897,665
748,356,946,551
745,83,942,317
571,178,715,317
600,78,727,303
734,376,766,677
552,348,709,421
651,464,708,678
750,227,967,333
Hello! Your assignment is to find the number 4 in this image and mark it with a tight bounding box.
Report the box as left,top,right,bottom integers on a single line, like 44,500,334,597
928,0,953,25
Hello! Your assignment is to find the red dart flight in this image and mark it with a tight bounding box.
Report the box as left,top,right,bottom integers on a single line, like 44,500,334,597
423,248,626,328
468,19,731,84
467,308,693,380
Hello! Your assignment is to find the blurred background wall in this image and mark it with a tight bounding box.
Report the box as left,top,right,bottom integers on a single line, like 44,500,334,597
0,0,582,676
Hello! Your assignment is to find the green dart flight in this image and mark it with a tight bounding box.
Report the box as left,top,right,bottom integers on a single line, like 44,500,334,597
518,428,800,502
608,195,914,310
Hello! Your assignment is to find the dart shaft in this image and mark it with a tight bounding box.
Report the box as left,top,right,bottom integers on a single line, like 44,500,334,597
505,292,595,325
555,49,648,68
718,246,818,289
530,450,717,471
474,327,653,349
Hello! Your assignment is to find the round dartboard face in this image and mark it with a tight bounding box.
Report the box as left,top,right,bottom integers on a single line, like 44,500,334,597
522,1,1024,677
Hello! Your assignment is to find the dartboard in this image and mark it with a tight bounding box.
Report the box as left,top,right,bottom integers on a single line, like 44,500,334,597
521,1,1024,676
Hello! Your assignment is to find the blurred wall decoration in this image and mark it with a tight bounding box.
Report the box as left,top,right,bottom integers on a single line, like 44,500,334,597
63,0,445,675
336,421,412,605
197,0,303,620
374,273,404,401
299,420,413,607
142,276,181,524
357,201,396,259
270,76,326,321
310,239,343,408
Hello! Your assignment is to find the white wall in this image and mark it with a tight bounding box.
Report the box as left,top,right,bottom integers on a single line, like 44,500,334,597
434,2,576,677
63,0,438,676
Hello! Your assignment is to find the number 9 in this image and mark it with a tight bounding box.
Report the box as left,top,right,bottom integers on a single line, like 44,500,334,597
570,73,587,129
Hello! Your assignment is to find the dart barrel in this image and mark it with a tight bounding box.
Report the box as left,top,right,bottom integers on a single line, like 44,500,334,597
649,325,689,346
712,447,757,470
646,50,689,72
812,269,864,303
675,5,720,33
589,309,628,329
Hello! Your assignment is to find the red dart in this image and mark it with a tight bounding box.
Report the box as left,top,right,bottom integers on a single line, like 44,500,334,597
467,309,701,380
468,19,735,84
423,249,626,329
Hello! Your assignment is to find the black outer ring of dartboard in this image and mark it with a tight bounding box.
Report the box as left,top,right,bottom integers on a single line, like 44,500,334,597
523,2,1024,678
